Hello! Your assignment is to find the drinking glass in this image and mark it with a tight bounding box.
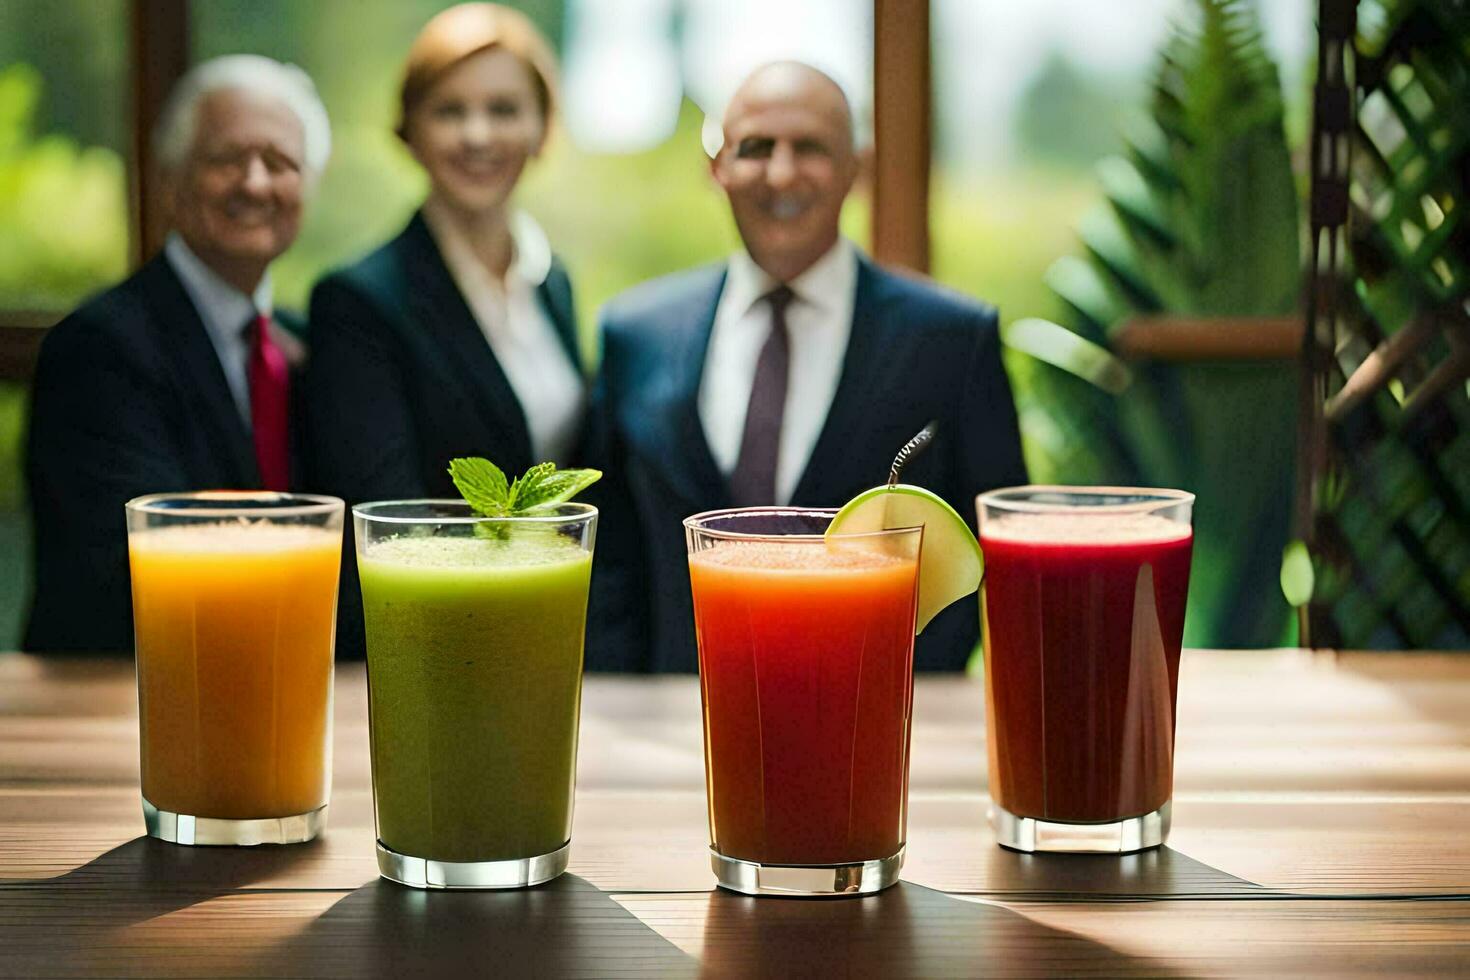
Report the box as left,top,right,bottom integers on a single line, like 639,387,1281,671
685,508,921,896
353,500,596,889
126,491,344,846
977,486,1194,853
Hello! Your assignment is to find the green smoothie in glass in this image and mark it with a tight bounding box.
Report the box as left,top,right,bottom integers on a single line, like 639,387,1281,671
354,461,599,890
359,532,591,862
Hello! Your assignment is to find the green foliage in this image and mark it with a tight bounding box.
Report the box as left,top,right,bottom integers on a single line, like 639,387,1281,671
0,380,23,652
0,63,128,309
929,168,1107,484
1001,317,1132,395
1049,0,1301,332
0,381,24,510
1147,0,1302,316
1014,51,1135,168
0,1,129,152
0,54,129,649
1009,0,1305,647
1281,538,1315,608
1300,0,1470,649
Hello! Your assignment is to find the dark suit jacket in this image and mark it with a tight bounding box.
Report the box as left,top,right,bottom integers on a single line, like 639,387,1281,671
303,211,583,658
24,255,303,653
586,255,1028,673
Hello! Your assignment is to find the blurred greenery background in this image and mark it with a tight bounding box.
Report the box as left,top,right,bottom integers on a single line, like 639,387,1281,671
0,0,1313,650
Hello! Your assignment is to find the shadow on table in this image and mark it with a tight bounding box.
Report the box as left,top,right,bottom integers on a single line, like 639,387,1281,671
974,843,1268,898
0,835,322,976
252,874,698,979
698,881,1187,979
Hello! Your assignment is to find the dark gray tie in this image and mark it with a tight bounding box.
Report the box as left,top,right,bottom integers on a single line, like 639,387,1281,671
730,286,795,507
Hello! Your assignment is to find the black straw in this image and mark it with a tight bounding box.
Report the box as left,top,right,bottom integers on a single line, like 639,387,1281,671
887,421,938,487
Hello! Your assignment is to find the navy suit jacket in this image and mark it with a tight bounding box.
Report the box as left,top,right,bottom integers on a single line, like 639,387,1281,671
25,255,303,653
303,211,584,658
586,255,1028,673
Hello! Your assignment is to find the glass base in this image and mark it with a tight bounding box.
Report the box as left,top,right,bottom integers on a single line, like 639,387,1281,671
710,846,904,897
143,798,327,846
990,800,1171,854
376,839,570,890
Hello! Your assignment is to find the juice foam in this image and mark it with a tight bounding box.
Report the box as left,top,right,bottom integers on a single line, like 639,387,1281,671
982,510,1191,546
690,539,913,572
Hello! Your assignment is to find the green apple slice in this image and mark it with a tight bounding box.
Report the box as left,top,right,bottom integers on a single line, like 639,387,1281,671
826,484,983,635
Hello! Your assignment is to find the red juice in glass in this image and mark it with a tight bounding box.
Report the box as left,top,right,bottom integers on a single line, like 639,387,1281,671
685,508,920,896
977,487,1194,853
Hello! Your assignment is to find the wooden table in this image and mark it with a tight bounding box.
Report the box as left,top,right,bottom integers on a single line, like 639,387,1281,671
2,649,1468,977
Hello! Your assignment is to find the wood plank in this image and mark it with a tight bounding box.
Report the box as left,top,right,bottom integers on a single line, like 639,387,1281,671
871,0,931,273
5,652,1468,797
6,788,1468,897
3,649,1470,976
616,892,1470,979
6,878,1466,979
908,795,1470,897
4,869,1468,979
128,0,189,265
3,651,1469,896
984,898,1470,979
0,877,699,979
1113,315,1305,360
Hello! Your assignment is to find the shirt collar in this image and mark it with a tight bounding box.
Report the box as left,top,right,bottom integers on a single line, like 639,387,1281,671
422,198,552,291
164,233,272,341
725,236,857,319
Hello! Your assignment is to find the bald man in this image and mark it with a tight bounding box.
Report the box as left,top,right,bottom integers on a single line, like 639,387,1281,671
586,62,1026,672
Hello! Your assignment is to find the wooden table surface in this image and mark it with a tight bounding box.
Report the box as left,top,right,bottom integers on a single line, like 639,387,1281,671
2,649,1467,978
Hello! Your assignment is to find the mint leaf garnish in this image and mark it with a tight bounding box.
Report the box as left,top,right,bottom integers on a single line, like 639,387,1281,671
507,461,556,510
449,457,601,520
448,457,510,516
514,467,602,511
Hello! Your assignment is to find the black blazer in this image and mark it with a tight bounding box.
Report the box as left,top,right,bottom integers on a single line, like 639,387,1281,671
303,211,584,657
586,256,1028,673
24,255,302,652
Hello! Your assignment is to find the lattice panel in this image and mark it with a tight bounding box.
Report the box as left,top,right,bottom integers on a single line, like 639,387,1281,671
1300,0,1470,649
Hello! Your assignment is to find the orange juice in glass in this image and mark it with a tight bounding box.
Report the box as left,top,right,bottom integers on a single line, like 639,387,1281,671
126,492,343,845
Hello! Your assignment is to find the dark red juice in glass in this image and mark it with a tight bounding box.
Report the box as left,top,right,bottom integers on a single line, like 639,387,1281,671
978,488,1193,849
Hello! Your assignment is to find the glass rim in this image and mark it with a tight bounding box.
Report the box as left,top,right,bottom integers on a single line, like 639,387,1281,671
352,498,598,526
125,490,344,518
977,484,1195,514
683,506,922,543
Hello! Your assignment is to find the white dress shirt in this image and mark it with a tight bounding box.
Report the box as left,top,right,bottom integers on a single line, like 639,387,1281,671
164,233,272,428
699,237,858,504
424,201,585,466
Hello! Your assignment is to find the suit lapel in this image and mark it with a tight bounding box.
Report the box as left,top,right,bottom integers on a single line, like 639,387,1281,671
620,266,728,508
673,271,729,507
537,268,583,374
790,259,888,505
140,255,259,486
400,213,534,469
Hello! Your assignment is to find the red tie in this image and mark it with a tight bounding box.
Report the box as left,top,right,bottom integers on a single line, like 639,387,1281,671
247,313,290,491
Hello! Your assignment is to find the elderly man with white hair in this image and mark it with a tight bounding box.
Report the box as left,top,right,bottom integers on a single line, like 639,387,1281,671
24,55,331,653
